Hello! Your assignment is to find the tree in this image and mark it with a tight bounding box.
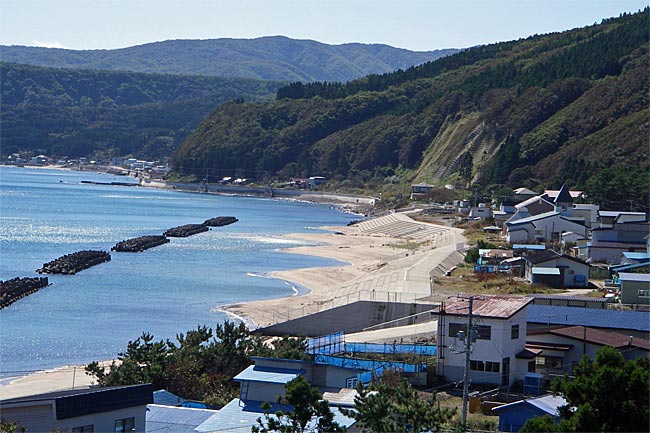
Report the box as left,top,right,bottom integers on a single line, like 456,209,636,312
253,375,344,433
342,374,456,433
520,346,650,432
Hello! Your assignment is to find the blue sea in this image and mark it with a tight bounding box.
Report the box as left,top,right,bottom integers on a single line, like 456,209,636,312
0,166,356,375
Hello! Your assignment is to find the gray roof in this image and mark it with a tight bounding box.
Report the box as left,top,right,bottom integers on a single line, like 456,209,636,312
493,394,568,415
153,389,186,406
507,211,559,226
527,305,650,332
196,398,355,433
233,365,302,384
146,404,217,433
618,273,650,282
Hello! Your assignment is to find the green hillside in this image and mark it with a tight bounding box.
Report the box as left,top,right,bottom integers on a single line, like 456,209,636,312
172,10,649,210
1,36,459,82
0,63,282,158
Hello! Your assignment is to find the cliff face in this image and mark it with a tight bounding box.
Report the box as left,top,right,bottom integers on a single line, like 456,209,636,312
172,10,649,208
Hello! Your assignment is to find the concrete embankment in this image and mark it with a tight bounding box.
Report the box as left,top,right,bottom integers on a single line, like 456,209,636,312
0,277,49,309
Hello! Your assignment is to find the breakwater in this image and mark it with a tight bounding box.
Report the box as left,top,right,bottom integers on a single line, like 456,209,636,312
204,216,238,227
112,235,170,252
37,250,111,275
164,223,209,237
1,277,49,309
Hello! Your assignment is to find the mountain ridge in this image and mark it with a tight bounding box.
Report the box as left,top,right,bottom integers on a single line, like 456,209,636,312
1,36,459,82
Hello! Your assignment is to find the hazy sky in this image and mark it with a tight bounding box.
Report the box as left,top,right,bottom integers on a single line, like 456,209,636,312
1,0,647,51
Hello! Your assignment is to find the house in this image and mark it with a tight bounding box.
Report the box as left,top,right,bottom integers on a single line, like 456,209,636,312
514,196,554,216
505,211,588,244
469,203,493,219
523,250,590,288
587,219,649,263
436,295,533,387
526,326,650,376
410,182,435,200
618,273,650,305
492,394,568,432
308,176,326,189
513,187,539,203
0,384,152,433
572,203,600,228
193,357,357,432
598,211,646,227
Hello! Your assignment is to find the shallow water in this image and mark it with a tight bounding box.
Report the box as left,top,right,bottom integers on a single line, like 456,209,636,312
0,167,356,374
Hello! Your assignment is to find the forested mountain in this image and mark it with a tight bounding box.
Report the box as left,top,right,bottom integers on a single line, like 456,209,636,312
0,63,282,158
173,9,649,210
1,36,459,82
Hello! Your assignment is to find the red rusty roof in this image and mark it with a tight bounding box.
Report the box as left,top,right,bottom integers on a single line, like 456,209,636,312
548,326,650,350
443,295,533,319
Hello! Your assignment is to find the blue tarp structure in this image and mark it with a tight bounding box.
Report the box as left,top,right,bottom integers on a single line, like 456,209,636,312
314,354,426,373
345,342,436,356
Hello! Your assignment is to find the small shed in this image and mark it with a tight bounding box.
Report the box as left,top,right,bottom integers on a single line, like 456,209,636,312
618,273,650,305
493,394,568,432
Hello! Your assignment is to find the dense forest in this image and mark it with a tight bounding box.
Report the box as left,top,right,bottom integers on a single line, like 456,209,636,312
0,63,283,158
1,36,459,82
173,9,649,210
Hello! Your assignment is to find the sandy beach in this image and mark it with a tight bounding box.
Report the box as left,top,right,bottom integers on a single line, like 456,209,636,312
222,213,466,328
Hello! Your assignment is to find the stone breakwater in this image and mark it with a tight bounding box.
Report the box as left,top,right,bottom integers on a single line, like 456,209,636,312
203,216,238,227
164,223,210,237
112,235,170,252
37,250,111,275
1,277,49,309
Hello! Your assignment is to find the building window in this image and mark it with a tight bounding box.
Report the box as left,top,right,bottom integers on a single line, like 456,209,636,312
448,323,491,340
72,426,94,433
346,377,358,388
470,360,500,373
536,356,563,369
114,418,135,433
511,324,519,340
638,290,650,298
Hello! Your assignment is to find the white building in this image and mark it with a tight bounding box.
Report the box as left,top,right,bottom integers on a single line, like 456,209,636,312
436,295,533,387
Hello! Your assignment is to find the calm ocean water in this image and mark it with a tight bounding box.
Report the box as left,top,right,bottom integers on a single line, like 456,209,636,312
0,166,356,374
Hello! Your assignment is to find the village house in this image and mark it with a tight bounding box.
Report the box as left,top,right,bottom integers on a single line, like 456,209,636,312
0,384,152,433
523,250,590,288
492,394,568,433
436,295,533,387
586,219,649,263
410,182,435,200
617,273,650,305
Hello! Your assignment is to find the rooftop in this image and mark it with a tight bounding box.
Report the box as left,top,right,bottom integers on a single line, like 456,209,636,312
618,272,650,283
443,295,533,319
493,394,568,415
233,365,302,384
527,305,650,332
146,404,217,433
544,326,650,350
507,210,559,226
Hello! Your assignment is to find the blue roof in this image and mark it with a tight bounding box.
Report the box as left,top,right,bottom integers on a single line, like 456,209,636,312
153,389,186,406
196,398,355,433
623,252,650,261
146,404,218,433
493,395,568,415
233,365,302,384
527,305,650,332
513,244,546,250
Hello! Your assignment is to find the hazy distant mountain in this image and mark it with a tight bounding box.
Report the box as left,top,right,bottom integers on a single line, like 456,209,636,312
0,36,459,82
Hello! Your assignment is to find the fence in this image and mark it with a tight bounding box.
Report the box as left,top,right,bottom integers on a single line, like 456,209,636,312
345,342,437,356
314,354,426,373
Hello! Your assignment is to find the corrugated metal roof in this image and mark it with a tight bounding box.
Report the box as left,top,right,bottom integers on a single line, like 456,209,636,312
622,252,650,261
233,365,302,384
444,295,533,319
146,404,217,433
513,244,546,250
532,267,560,275
153,389,186,406
618,272,650,282
548,326,650,350
493,394,568,415
527,305,650,332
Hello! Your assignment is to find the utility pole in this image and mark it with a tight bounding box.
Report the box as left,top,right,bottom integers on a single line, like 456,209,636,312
461,296,473,429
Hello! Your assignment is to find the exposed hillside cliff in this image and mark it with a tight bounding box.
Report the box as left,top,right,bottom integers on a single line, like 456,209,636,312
1,36,459,82
173,10,649,210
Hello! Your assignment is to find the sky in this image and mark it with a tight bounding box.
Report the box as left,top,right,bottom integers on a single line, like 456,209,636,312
1,0,647,52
